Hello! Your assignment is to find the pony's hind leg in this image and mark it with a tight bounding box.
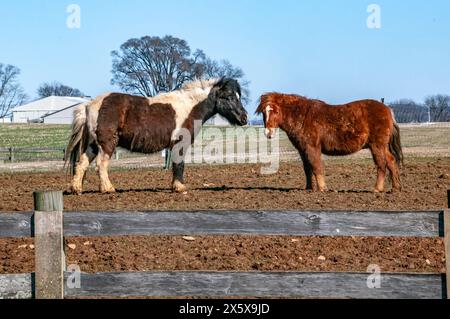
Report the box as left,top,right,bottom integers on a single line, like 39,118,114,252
370,145,387,193
386,150,402,191
71,147,97,195
97,149,116,194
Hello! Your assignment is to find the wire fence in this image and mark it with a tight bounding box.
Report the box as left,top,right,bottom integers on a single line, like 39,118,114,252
0,123,449,172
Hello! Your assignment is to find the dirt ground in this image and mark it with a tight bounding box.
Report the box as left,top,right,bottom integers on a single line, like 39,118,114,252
0,158,449,275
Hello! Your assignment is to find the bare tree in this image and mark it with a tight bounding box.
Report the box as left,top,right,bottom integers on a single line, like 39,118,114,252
424,94,450,122
37,82,84,98
111,35,250,102
200,58,250,104
0,64,27,118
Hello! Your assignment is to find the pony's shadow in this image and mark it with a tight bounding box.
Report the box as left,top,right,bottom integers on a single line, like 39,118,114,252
64,187,377,195
63,188,172,195
335,189,374,194
199,187,378,194
63,186,302,195
195,186,302,193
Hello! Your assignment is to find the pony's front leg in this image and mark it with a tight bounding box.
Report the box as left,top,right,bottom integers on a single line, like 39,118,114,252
172,161,187,193
306,146,328,192
171,133,191,193
300,152,314,190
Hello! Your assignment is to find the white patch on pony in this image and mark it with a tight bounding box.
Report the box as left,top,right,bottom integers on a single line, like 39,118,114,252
83,93,112,143
265,104,272,123
148,78,221,141
236,92,240,100
265,128,275,139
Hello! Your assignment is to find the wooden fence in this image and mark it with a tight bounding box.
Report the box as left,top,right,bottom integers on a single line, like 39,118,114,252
0,147,66,162
0,147,159,164
0,190,449,299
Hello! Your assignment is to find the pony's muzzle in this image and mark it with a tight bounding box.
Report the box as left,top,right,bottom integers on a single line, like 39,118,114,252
265,128,276,139
240,114,248,125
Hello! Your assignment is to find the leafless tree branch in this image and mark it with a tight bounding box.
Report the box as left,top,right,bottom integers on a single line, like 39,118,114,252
0,63,27,118
111,35,250,103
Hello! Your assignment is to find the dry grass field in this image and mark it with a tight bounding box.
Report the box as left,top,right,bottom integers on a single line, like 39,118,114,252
0,123,449,172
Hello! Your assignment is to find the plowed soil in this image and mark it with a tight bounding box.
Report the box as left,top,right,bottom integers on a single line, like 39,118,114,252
1,158,449,274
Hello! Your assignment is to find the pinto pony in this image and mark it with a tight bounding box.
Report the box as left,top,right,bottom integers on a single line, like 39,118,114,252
65,78,247,195
257,93,403,192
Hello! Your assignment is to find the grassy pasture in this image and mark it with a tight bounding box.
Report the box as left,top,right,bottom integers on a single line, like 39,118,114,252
0,123,449,163
0,124,71,149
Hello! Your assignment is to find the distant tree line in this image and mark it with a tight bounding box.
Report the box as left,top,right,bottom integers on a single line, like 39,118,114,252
2,33,450,124
37,82,84,99
389,95,450,123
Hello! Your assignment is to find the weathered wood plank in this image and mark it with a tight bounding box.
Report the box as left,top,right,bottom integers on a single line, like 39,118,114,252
64,271,445,299
34,191,64,299
0,274,33,299
0,210,444,239
444,189,450,299
34,191,64,213
0,212,33,238
63,211,444,238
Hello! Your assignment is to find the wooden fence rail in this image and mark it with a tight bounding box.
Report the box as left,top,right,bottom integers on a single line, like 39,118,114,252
0,147,66,162
0,211,445,239
0,190,449,299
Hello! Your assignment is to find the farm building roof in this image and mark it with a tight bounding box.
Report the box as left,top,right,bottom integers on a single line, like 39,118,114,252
13,96,88,112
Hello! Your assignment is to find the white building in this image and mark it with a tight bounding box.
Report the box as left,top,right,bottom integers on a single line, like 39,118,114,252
0,117,12,124
12,96,89,124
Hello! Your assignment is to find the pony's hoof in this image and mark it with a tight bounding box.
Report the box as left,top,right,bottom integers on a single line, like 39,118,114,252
173,181,187,193
70,187,83,196
100,187,116,194
374,189,384,194
391,187,402,193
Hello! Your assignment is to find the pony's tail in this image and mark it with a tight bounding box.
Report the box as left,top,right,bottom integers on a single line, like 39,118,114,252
64,103,89,176
389,122,404,167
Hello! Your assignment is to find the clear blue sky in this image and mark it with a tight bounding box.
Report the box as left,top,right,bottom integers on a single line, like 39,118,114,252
1,0,449,113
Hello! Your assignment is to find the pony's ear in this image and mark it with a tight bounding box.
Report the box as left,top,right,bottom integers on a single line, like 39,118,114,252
256,95,271,114
215,77,240,92
215,77,228,90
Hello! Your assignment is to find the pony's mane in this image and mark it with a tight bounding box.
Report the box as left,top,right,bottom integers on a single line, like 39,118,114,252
256,93,313,114
180,78,220,91
149,78,221,105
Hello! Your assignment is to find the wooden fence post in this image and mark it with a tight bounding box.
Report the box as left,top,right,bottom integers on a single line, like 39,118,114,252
164,149,172,170
9,147,14,163
445,189,450,299
34,191,64,299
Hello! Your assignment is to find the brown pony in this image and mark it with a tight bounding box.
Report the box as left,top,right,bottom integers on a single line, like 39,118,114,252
257,93,403,192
